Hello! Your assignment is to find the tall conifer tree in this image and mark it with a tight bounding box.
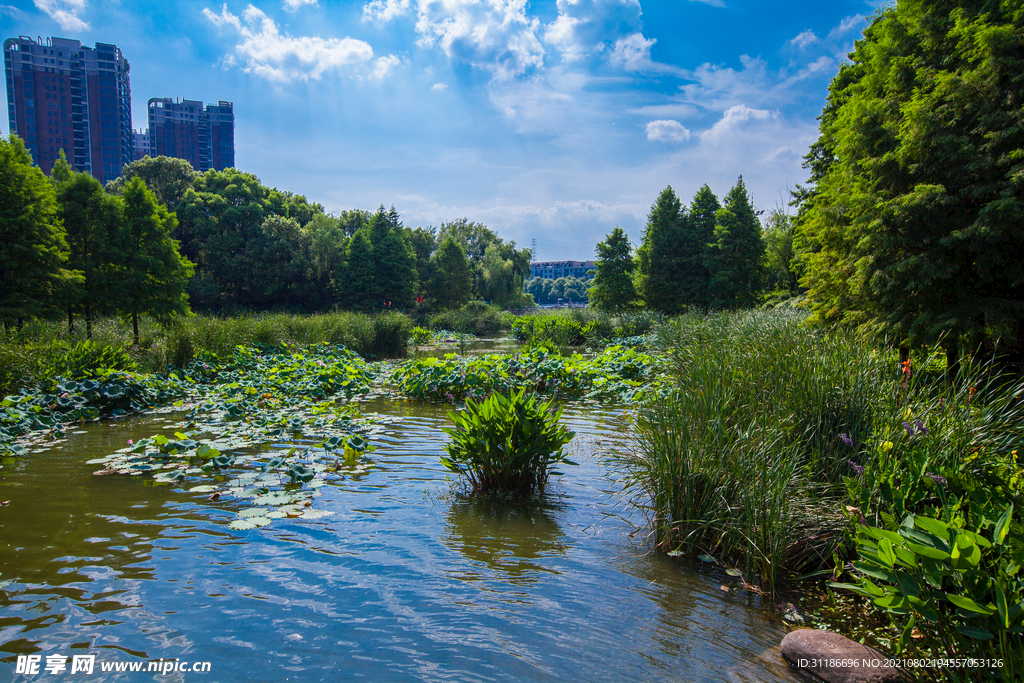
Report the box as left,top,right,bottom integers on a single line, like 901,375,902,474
589,227,636,311
636,186,685,313
706,177,764,309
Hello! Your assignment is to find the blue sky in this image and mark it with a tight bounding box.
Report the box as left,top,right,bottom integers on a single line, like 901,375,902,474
2,0,880,260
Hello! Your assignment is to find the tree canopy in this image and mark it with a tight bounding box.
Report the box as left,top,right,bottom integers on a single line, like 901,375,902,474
0,136,70,328
795,0,1024,359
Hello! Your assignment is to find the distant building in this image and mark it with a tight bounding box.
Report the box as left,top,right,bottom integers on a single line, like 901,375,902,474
4,35,132,183
145,97,234,171
132,128,150,160
530,260,596,280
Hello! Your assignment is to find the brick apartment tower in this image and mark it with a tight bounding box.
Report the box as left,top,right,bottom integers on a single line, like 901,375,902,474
143,97,234,171
4,36,132,184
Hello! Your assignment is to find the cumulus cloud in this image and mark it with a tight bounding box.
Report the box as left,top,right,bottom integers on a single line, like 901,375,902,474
828,14,866,40
431,82,448,91
609,32,656,71
282,0,316,11
646,119,690,143
33,0,89,31
204,4,378,82
362,0,410,21
362,0,544,79
788,29,817,49
701,104,774,142
543,0,646,64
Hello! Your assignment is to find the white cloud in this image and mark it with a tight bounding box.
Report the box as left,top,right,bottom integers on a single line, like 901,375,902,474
701,104,774,143
609,32,655,71
362,0,544,79
543,0,645,65
33,0,89,31
687,0,725,7
204,4,376,82
828,14,865,40
362,0,410,21
646,119,690,143
788,30,817,49
412,0,545,79
1,5,27,19
371,54,403,79
431,82,448,91
283,0,316,12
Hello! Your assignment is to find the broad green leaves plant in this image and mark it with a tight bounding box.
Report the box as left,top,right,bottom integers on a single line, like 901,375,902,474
442,389,575,496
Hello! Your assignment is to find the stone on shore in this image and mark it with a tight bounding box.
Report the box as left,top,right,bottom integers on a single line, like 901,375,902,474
780,629,903,683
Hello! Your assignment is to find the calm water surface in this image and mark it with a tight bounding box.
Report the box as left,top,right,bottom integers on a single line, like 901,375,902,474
0,387,807,682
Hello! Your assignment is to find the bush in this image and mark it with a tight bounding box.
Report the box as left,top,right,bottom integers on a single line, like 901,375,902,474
55,340,137,378
441,389,575,496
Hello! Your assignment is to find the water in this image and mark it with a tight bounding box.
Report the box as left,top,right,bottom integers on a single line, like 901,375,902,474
0,392,807,682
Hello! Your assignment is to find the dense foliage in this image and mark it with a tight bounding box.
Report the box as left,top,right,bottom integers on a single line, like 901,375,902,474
636,180,764,312
794,0,1024,365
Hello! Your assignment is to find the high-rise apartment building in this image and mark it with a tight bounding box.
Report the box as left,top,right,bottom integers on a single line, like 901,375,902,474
145,97,234,172
4,35,132,183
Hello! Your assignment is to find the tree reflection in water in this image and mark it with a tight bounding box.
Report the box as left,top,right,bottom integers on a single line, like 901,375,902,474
442,495,569,586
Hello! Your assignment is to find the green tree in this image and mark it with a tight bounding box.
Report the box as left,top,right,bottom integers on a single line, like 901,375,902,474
706,177,764,309
307,214,348,308
0,135,70,330
374,225,418,307
426,236,472,309
55,166,122,337
636,186,686,313
762,209,798,296
106,156,199,210
589,227,637,311
343,229,377,310
480,242,532,308
408,226,437,294
115,177,194,344
795,1,1024,374
681,184,720,306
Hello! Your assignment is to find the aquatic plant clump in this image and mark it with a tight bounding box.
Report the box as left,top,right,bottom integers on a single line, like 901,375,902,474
392,346,662,403
441,389,575,496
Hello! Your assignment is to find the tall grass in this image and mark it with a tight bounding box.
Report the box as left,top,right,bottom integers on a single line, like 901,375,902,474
0,310,412,393
511,308,665,348
616,309,1024,597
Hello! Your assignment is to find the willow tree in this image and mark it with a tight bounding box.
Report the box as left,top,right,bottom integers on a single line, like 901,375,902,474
795,1,1024,374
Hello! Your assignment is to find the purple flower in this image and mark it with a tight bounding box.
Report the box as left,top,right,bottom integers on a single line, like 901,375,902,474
848,459,865,476
914,419,928,435
902,421,915,436
927,472,946,486
838,433,853,447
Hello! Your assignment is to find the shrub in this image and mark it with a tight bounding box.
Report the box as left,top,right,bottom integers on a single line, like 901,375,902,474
55,340,137,378
441,389,575,496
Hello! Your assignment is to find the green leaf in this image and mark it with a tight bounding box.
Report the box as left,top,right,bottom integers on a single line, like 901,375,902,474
993,504,1013,546
946,593,995,615
957,625,994,641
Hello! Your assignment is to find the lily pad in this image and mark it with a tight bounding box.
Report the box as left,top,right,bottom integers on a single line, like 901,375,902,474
237,507,272,518
189,485,218,493
697,553,716,563
253,492,295,507
725,568,744,577
228,517,271,531
299,509,333,520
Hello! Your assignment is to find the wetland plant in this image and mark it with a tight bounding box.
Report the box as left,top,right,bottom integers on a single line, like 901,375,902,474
441,389,575,496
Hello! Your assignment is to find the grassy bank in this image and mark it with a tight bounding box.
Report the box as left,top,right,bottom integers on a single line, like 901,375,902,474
0,311,412,394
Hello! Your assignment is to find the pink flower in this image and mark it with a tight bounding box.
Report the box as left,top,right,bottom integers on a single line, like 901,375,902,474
61,393,69,398
127,439,134,445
